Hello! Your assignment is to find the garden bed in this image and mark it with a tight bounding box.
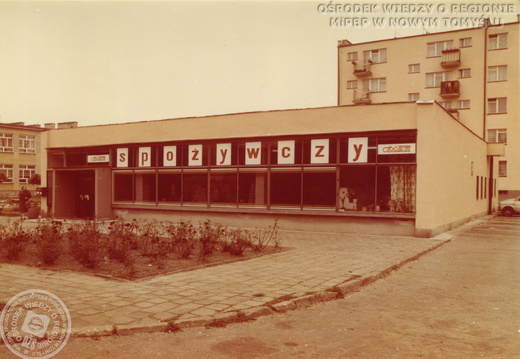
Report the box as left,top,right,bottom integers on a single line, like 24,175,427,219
0,219,283,280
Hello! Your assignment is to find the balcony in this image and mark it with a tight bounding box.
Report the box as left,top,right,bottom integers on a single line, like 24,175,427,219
440,48,461,68
352,89,371,105
352,62,372,78
440,80,460,98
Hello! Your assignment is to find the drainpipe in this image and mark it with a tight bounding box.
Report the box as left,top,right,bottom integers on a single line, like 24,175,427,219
488,156,494,214
483,18,489,139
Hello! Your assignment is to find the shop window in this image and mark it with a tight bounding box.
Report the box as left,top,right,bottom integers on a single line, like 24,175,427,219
270,168,302,208
158,171,182,203
302,168,336,209
183,171,208,204
210,170,237,206
48,152,64,168
238,169,267,207
114,172,133,202
66,152,87,167
339,166,376,211
377,165,416,213
134,172,156,203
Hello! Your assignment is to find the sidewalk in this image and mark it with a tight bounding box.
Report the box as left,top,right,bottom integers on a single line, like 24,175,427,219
0,218,475,338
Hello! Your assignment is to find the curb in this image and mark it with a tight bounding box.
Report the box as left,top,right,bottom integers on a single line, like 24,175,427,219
69,237,452,339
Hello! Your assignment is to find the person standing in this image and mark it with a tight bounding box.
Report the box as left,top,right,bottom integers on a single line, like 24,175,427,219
19,186,31,213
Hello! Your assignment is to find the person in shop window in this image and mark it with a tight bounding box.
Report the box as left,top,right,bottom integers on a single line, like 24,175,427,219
19,186,31,213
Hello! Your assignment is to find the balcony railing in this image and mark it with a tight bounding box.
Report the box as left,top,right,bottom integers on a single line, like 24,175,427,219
440,80,460,98
441,48,461,68
352,62,372,77
352,89,371,105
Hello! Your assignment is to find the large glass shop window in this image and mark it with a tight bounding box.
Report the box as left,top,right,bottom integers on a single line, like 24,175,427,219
377,165,416,213
238,169,267,207
339,166,376,211
114,172,133,202
210,170,238,206
134,171,156,203
158,171,182,203
270,168,302,208
183,171,208,205
303,168,336,209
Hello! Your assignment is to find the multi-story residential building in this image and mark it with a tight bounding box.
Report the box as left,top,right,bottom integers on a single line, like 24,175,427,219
338,20,519,200
0,123,47,195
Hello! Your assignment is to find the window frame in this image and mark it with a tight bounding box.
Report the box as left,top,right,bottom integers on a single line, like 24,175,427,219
363,48,387,64
19,135,36,154
427,40,453,57
488,65,507,82
408,64,420,73
363,78,386,93
488,129,507,144
18,165,36,184
458,68,471,78
347,80,358,89
487,97,507,114
459,37,472,48
426,71,451,88
0,133,14,153
488,33,508,50
498,161,507,177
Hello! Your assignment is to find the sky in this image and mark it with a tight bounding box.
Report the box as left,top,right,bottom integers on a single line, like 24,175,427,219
0,0,518,127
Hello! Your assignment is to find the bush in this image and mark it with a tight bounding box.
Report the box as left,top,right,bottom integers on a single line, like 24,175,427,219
136,219,167,259
35,219,64,265
0,220,31,260
67,220,105,268
223,228,250,256
197,220,227,260
106,219,138,263
249,219,280,252
165,221,197,259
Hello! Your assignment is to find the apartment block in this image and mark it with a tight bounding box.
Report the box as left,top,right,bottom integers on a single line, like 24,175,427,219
338,20,519,200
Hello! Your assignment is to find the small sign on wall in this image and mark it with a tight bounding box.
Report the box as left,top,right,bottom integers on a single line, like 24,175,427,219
377,143,416,155
164,146,177,166
311,139,329,164
139,147,151,167
189,144,203,166
278,140,295,164
87,154,110,163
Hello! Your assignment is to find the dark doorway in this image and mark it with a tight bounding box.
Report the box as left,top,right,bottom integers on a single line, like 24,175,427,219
75,171,95,219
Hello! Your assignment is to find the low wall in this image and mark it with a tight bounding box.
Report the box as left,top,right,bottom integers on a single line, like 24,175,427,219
113,207,416,237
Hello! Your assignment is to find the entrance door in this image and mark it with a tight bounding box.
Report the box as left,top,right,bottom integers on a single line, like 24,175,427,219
75,171,95,219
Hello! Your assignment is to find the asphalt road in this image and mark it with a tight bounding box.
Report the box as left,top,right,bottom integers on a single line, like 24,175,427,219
2,216,520,358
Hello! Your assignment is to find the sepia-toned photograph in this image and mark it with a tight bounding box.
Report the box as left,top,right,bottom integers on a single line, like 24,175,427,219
0,1,519,357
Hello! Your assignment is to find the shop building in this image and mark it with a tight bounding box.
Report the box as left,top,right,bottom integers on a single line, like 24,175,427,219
338,20,519,200
44,102,499,237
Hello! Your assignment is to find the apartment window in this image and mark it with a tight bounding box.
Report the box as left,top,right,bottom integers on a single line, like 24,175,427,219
439,101,452,110
19,135,36,154
408,93,420,101
426,71,451,87
0,164,13,183
362,78,386,92
363,49,387,64
408,64,420,73
19,165,36,184
458,100,470,109
488,98,507,114
0,133,13,152
427,40,453,57
488,129,507,144
489,33,508,50
347,80,358,89
459,68,471,78
488,65,507,82
347,52,358,61
498,161,507,177
460,37,472,47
